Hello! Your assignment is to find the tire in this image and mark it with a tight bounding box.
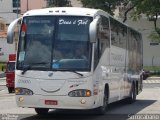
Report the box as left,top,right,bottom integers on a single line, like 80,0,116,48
35,108,49,115
8,87,13,93
95,91,108,115
127,83,136,104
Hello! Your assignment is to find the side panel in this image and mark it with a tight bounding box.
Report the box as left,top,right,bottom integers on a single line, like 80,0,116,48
127,28,143,95
109,17,127,101
92,15,112,105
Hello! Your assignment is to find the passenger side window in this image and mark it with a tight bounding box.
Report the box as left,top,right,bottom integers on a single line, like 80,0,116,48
94,16,110,70
110,17,127,49
98,16,110,57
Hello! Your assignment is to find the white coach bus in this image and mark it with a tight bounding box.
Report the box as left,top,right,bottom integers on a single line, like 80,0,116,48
7,7,143,115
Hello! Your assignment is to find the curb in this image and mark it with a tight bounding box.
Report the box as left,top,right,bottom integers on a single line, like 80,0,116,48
147,77,160,80
0,77,6,86
0,72,5,78
0,77,6,80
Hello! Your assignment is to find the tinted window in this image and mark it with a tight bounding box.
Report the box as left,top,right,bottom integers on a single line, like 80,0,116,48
17,16,92,71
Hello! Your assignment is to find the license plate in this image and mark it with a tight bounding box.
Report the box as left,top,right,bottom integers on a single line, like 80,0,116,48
45,100,58,105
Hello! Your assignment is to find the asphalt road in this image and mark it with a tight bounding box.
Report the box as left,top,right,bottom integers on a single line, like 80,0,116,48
0,79,160,120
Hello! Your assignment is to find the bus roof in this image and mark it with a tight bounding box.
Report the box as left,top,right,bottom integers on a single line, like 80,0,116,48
23,7,100,17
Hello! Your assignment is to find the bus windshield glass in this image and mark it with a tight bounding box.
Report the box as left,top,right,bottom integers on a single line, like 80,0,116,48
17,16,92,71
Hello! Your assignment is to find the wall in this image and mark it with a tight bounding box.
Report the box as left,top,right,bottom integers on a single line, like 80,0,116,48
20,0,47,14
0,0,12,12
126,18,160,66
0,38,16,62
70,0,82,7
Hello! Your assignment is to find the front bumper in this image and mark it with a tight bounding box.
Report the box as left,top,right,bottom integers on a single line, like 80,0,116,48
16,94,99,110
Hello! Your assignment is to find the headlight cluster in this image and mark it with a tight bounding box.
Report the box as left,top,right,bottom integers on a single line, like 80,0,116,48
68,89,91,97
15,87,33,95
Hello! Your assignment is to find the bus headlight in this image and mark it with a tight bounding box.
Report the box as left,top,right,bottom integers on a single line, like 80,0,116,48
15,87,33,95
68,89,91,97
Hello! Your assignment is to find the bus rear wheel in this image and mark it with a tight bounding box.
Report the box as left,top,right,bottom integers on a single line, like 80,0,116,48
127,83,136,104
35,108,49,115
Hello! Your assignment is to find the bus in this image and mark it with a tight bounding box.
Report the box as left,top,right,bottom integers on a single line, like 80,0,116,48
7,7,143,115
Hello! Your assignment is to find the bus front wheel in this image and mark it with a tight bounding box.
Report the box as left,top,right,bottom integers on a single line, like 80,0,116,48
95,91,108,115
35,108,49,115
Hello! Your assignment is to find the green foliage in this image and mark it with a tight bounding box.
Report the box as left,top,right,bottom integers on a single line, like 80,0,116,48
81,0,128,15
129,0,160,41
149,31,160,42
144,66,160,72
130,0,160,18
0,63,6,72
48,0,71,7
81,0,160,40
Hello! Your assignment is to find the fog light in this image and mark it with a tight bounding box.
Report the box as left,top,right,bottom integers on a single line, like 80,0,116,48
19,97,24,102
80,99,86,104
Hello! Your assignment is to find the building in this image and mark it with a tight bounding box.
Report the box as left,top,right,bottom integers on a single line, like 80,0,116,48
0,0,19,62
126,18,160,66
0,0,20,14
1,0,160,66
0,0,13,13
70,0,82,7
0,15,17,62
20,0,47,14
116,4,160,66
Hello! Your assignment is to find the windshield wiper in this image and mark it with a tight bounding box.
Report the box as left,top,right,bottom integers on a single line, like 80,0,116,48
54,69,83,77
71,71,83,77
21,65,30,75
21,62,49,75
31,62,50,65
71,71,83,76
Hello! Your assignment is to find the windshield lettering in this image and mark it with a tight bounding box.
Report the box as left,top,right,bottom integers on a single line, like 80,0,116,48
78,20,88,26
28,20,51,24
59,19,89,26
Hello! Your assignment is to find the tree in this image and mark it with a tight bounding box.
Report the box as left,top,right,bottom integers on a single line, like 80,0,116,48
81,0,160,41
81,0,127,15
47,0,71,7
125,0,160,41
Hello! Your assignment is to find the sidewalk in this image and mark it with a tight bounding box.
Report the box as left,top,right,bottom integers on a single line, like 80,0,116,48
0,71,5,78
147,76,160,80
0,72,6,86
0,77,6,86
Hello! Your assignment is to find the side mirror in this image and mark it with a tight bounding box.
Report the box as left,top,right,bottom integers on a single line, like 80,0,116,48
7,17,22,44
89,16,101,43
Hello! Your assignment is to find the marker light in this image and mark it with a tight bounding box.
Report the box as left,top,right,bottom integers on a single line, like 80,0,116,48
68,89,91,97
21,24,27,32
19,97,24,102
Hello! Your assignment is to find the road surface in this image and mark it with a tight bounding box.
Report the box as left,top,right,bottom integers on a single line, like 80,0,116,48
0,78,160,120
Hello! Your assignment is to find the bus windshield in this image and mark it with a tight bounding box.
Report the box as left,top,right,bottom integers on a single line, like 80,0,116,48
17,16,92,71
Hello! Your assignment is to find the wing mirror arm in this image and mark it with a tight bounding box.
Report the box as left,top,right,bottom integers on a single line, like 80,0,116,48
7,17,22,44
89,16,101,43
